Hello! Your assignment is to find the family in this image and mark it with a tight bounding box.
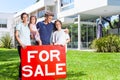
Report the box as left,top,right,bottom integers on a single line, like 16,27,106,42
15,11,70,80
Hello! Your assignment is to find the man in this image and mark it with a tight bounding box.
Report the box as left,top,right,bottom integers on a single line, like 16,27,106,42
36,11,56,45
37,11,69,45
15,12,31,80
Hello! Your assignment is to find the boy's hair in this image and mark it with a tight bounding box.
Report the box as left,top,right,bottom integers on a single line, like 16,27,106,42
45,11,54,17
21,12,28,20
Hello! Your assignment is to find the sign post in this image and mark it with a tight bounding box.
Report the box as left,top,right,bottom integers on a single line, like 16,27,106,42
21,45,66,80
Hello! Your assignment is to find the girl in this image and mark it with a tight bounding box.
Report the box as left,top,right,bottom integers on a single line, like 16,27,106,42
52,20,70,52
29,16,42,45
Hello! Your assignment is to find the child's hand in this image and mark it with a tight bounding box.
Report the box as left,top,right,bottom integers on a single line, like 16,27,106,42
54,43,65,47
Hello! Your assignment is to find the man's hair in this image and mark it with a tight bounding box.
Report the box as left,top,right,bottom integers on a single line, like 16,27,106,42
45,11,54,17
21,12,28,20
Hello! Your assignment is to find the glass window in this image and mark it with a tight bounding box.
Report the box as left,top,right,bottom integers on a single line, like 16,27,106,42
37,9,45,18
61,4,74,11
0,19,7,28
62,24,78,49
61,0,74,11
61,0,74,6
2,24,7,28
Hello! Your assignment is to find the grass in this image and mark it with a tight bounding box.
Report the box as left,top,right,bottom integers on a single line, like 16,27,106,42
0,48,120,80
66,50,120,80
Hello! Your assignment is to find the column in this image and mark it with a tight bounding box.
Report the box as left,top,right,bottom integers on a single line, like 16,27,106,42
56,0,61,19
78,14,81,50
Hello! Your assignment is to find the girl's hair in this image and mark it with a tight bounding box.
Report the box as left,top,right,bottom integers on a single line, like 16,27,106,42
54,19,62,25
29,16,37,24
28,16,37,27
21,12,28,20
54,20,62,31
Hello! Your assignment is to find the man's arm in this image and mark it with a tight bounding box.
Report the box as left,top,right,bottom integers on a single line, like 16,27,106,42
15,30,26,48
64,28,69,34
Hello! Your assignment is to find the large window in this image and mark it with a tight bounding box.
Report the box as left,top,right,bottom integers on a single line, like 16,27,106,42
61,0,74,11
0,19,7,28
81,24,96,49
37,9,45,18
61,0,74,6
62,22,96,49
62,24,78,49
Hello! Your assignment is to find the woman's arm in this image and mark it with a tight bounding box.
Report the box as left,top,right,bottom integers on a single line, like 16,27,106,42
65,33,70,44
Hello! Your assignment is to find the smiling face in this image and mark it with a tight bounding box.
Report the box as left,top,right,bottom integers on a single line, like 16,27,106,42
21,13,28,23
55,20,62,30
45,15,53,23
30,16,36,24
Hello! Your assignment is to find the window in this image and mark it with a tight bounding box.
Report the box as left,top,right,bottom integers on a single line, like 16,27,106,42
61,0,74,11
61,0,74,6
37,9,45,18
0,19,7,28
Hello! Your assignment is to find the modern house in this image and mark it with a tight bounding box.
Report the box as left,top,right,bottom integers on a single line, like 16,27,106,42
0,13,15,47
14,0,120,50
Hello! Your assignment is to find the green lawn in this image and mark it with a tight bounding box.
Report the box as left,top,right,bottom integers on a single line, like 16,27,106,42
0,48,120,80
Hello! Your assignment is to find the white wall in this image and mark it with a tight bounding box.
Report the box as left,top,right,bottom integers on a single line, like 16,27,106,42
58,0,108,18
0,13,15,47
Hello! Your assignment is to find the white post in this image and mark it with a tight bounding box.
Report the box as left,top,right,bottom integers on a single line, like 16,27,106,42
78,14,81,50
57,0,61,13
56,0,61,19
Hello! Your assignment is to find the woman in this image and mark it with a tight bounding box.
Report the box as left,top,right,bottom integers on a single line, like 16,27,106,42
15,12,31,80
52,20,70,52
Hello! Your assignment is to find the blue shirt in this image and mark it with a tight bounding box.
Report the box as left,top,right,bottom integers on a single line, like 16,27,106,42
36,21,55,45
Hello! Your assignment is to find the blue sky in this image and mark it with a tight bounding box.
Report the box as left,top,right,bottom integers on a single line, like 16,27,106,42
0,0,36,13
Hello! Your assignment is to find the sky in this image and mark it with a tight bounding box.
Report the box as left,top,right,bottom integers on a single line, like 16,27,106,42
0,0,36,13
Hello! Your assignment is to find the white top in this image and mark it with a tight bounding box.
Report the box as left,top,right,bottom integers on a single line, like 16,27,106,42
16,22,31,45
31,24,38,32
30,24,40,41
52,29,70,45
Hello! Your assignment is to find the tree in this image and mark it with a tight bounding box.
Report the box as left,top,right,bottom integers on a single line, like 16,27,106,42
0,33,12,49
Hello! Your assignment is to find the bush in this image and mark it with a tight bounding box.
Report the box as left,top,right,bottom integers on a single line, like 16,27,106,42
91,34,120,52
0,34,13,49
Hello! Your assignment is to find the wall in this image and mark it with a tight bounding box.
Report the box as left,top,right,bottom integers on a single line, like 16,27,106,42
0,13,15,47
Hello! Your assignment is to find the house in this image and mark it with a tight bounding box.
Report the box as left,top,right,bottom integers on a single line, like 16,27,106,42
14,0,120,50
0,12,15,47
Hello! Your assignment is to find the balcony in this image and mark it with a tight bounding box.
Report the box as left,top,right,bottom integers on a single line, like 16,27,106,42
14,0,56,18
58,0,120,19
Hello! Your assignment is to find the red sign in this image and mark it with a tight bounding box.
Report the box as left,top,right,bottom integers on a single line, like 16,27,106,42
21,45,66,80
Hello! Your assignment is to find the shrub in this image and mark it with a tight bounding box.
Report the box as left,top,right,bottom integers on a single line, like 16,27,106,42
91,34,120,52
0,33,13,49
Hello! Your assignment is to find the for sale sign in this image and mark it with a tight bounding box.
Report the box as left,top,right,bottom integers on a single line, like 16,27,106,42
21,45,66,80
